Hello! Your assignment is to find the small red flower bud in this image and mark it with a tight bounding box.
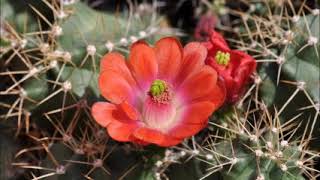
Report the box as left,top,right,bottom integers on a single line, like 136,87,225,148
203,30,257,103
194,12,217,41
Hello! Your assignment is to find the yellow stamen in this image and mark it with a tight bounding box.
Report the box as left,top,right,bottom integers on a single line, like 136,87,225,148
149,79,167,97
215,51,230,66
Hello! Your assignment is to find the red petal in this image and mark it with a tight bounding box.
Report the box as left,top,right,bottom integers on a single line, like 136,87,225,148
175,42,207,86
170,124,207,139
100,52,135,86
177,65,218,104
168,101,215,139
91,102,116,127
100,52,124,72
99,70,134,104
225,50,256,103
154,37,183,82
232,50,257,74
119,100,139,120
107,121,138,142
133,127,182,147
176,101,215,125
208,30,230,50
129,41,158,91
207,78,226,108
93,102,141,142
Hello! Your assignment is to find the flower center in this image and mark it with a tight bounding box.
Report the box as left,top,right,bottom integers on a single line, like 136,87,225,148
215,51,230,66
143,79,176,132
148,79,172,104
150,79,166,96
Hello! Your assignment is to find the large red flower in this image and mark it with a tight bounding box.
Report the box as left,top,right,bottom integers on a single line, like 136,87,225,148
203,30,256,103
92,37,226,147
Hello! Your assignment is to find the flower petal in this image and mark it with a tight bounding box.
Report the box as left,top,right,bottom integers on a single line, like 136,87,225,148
129,41,158,91
100,52,125,72
100,52,136,85
207,78,226,108
177,65,218,104
204,30,230,51
175,42,207,85
133,127,182,147
170,124,207,139
107,121,138,142
168,101,215,138
99,70,133,104
232,50,257,73
142,97,176,132
154,37,183,82
91,102,116,127
119,100,140,121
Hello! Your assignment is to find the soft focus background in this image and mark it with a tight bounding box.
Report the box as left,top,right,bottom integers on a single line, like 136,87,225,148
1,0,319,179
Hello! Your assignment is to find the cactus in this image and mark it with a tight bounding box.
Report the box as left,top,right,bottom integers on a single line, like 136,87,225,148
1,0,177,179
147,1,320,179
0,0,319,179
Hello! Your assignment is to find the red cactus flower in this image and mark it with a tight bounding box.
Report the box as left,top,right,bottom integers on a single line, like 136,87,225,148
92,38,226,147
203,30,257,103
194,12,217,41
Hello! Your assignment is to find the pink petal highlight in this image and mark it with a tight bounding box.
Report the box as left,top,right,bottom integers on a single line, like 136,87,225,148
142,97,177,132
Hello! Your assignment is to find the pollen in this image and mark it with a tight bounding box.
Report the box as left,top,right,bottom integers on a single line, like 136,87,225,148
150,79,167,96
215,51,230,66
149,79,172,104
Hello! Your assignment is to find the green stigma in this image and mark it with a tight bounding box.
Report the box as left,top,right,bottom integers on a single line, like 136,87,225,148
150,79,166,96
215,51,230,66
